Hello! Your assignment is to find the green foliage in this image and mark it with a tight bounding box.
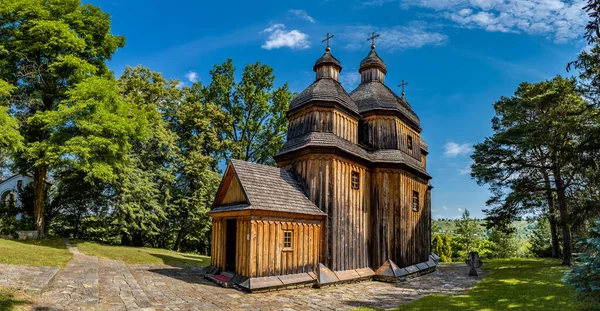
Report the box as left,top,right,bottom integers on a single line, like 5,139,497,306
563,219,600,309
203,59,291,165
0,0,126,235
456,209,481,253
487,226,519,259
530,217,554,257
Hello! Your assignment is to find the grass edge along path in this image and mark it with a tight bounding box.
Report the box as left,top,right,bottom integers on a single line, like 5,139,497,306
356,258,586,311
71,240,210,266
0,238,72,267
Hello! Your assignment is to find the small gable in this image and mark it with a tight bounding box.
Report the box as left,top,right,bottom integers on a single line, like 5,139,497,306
213,165,248,206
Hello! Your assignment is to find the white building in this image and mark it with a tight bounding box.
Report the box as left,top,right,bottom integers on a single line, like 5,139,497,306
0,174,33,210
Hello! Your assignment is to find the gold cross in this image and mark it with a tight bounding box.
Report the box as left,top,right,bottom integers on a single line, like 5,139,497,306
399,80,408,97
322,33,334,51
367,32,380,48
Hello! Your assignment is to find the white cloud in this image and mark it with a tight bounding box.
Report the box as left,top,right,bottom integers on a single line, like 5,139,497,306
459,160,473,175
442,205,449,210
400,0,588,42
340,24,448,51
288,9,316,23
458,208,463,212
444,142,473,157
185,71,199,83
176,81,185,88
261,24,310,50
339,71,361,89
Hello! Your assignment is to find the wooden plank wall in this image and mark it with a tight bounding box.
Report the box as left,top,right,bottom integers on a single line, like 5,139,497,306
236,218,251,277
286,108,358,144
361,116,422,160
395,118,421,160
333,110,358,144
221,175,246,205
287,108,333,139
210,218,226,269
250,219,321,277
371,169,430,268
331,157,370,271
279,155,371,272
420,154,427,169
278,155,333,267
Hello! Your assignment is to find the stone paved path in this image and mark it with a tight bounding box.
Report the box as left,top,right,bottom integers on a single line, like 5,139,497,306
127,263,486,311
15,239,487,310
0,263,59,295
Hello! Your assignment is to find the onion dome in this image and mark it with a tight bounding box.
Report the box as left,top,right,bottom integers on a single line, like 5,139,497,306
314,49,342,81
359,46,387,83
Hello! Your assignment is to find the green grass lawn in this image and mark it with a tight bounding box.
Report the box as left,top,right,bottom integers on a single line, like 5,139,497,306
0,238,72,267
72,240,210,266
0,289,31,311
357,258,586,311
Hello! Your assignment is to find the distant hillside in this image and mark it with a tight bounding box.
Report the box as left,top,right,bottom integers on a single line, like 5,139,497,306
433,220,536,239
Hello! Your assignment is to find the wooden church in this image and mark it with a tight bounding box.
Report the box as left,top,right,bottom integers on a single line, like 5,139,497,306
206,34,437,292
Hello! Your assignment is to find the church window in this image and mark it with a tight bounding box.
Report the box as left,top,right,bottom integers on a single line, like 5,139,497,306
408,135,413,150
412,191,419,212
351,171,360,190
17,180,22,190
283,230,293,249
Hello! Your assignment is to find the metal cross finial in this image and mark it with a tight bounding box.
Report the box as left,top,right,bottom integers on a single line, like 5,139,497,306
399,80,408,97
322,33,334,51
367,32,380,49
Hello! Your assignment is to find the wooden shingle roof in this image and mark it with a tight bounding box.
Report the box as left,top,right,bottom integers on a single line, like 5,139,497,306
289,78,359,115
350,81,420,129
210,160,325,216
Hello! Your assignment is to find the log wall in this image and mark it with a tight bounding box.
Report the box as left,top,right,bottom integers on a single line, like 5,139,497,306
371,168,430,268
250,218,321,277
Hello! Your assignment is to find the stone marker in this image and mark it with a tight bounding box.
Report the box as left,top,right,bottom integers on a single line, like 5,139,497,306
465,252,483,276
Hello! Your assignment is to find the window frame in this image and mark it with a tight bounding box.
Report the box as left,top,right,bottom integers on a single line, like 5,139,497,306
412,190,419,212
351,171,360,190
283,230,293,250
407,135,413,150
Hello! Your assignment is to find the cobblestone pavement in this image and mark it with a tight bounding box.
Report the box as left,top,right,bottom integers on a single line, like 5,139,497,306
127,263,486,311
5,239,486,311
0,263,59,295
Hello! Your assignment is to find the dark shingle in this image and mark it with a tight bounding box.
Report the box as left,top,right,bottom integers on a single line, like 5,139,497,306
349,81,420,129
211,160,325,216
314,51,341,71
289,79,359,115
359,49,386,73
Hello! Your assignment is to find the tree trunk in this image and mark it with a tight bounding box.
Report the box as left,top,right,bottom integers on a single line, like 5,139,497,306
174,226,186,251
33,165,48,238
553,168,572,266
543,172,560,258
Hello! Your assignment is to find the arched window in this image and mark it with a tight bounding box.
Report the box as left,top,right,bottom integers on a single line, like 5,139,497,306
1,191,16,208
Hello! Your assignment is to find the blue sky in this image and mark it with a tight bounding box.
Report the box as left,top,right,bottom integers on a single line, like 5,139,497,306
90,0,588,219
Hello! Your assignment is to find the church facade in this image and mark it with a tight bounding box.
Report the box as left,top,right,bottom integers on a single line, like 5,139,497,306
207,39,436,292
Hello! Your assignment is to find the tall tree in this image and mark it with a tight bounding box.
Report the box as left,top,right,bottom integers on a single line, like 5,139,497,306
472,76,597,265
113,66,179,246
203,59,291,165
456,209,480,253
0,0,125,236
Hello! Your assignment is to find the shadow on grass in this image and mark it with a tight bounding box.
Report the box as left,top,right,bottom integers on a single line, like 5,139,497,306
0,290,31,311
